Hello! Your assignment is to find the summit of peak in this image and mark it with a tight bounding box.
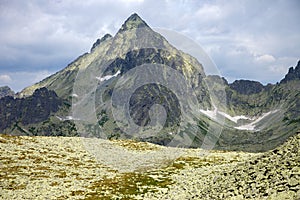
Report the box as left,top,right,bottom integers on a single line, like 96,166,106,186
127,13,143,21
118,13,149,32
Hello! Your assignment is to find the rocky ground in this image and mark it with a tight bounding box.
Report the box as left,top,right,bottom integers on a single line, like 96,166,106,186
143,133,300,200
0,133,299,199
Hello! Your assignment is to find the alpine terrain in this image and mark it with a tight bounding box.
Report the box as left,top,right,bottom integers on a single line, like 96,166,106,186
0,13,299,200
1,13,299,152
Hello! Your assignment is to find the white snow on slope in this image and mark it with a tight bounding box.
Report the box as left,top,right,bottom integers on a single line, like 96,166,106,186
218,111,250,123
235,110,279,131
56,116,63,121
71,93,78,98
200,105,279,131
56,116,80,121
96,70,121,82
200,105,250,123
200,106,219,121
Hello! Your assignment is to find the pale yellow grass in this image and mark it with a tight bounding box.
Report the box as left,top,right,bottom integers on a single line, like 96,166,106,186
0,134,259,199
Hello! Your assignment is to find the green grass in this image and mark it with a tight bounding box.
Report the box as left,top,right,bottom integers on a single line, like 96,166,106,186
84,172,172,199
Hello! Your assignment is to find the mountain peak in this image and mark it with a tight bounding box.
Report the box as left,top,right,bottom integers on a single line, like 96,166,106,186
127,13,143,21
280,60,300,84
118,13,149,32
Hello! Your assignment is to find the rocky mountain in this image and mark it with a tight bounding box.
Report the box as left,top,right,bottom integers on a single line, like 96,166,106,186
280,60,300,83
1,13,300,152
15,13,210,144
0,88,61,132
0,86,14,98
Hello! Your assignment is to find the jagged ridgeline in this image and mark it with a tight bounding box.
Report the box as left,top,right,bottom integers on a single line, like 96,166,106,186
1,13,300,152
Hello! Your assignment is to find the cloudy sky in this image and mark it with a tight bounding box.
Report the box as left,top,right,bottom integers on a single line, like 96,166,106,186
0,0,299,92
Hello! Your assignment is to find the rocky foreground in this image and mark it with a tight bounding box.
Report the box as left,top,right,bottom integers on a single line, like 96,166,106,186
0,133,299,200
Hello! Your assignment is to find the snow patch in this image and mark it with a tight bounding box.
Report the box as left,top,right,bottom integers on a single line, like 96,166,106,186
96,70,121,82
56,116,63,121
218,111,250,123
71,93,78,98
56,116,79,121
66,116,73,120
200,106,219,121
235,110,279,131
200,105,280,131
200,105,250,123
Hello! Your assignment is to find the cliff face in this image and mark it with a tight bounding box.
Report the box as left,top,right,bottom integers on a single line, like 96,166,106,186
0,88,62,131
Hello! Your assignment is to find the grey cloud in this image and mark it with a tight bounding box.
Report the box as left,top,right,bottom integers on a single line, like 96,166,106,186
0,70,53,92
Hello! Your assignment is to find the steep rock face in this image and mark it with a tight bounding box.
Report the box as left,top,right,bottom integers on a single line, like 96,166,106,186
129,83,181,128
0,86,14,99
280,60,300,83
229,80,264,95
0,88,62,131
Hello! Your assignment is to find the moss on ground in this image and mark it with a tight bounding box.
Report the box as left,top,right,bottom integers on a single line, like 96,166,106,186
0,133,299,199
